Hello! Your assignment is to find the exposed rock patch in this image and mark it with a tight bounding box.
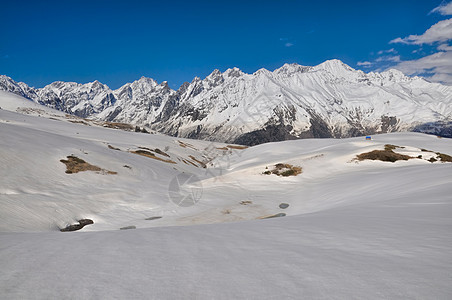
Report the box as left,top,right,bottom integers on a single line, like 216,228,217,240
60,219,94,232
120,225,136,230
279,203,289,209
145,216,162,221
263,163,302,177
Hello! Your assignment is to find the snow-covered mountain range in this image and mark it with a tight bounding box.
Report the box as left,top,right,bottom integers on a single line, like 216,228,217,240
2,59,451,145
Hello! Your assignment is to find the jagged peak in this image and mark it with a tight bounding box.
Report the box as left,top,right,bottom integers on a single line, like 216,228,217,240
370,68,411,83
159,81,169,88
253,68,272,76
89,80,107,89
224,67,244,78
136,76,158,85
177,81,190,93
274,63,312,75
191,76,202,84
207,69,222,78
0,74,14,81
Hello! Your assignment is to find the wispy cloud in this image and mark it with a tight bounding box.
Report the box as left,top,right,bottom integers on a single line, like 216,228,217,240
377,48,397,55
387,2,452,85
390,18,452,45
438,43,452,51
376,55,401,63
359,2,452,85
357,61,372,67
431,1,452,15
279,37,295,48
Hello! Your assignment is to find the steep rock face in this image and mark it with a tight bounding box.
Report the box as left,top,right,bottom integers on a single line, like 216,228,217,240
36,80,116,116
2,59,452,145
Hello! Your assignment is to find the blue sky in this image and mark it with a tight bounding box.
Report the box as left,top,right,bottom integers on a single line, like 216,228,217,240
1,0,451,88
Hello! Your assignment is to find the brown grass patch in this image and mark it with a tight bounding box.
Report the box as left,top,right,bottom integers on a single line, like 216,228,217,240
264,163,302,177
102,122,134,131
436,152,452,162
154,148,170,157
188,155,207,168
356,150,412,162
182,159,198,167
356,146,413,163
227,145,248,150
131,150,176,164
178,140,197,150
60,156,117,174
216,147,229,151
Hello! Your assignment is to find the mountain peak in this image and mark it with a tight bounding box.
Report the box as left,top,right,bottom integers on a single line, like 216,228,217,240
314,59,354,72
275,63,311,75
224,67,243,78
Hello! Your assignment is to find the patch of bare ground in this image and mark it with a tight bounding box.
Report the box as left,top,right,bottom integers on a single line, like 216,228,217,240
178,140,197,150
240,200,253,205
415,148,452,163
258,213,286,219
182,159,198,167
108,145,121,151
188,155,207,168
102,122,134,131
263,163,302,177
68,120,91,126
435,152,452,162
227,145,248,150
357,144,452,163
137,147,170,157
60,156,117,174
384,144,405,151
60,219,94,232
16,107,46,115
154,148,170,157
356,145,413,163
131,150,177,164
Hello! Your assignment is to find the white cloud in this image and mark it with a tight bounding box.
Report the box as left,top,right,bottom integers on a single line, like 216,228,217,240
376,55,401,62
357,61,372,67
390,18,452,45
431,1,452,15
391,51,452,85
383,2,452,85
285,43,294,47
377,48,397,55
438,43,452,51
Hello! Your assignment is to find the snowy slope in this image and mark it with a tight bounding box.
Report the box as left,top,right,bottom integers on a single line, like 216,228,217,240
2,59,452,145
1,92,452,299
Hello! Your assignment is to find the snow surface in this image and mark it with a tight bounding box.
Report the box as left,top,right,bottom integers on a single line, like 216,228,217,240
1,92,452,299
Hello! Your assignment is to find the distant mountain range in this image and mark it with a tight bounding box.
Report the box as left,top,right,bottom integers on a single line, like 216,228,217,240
2,59,451,144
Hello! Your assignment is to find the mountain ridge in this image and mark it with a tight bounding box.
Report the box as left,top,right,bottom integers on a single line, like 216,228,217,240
1,59,451,145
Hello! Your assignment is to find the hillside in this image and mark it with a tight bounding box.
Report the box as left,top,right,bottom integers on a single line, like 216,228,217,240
1,92,452,298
